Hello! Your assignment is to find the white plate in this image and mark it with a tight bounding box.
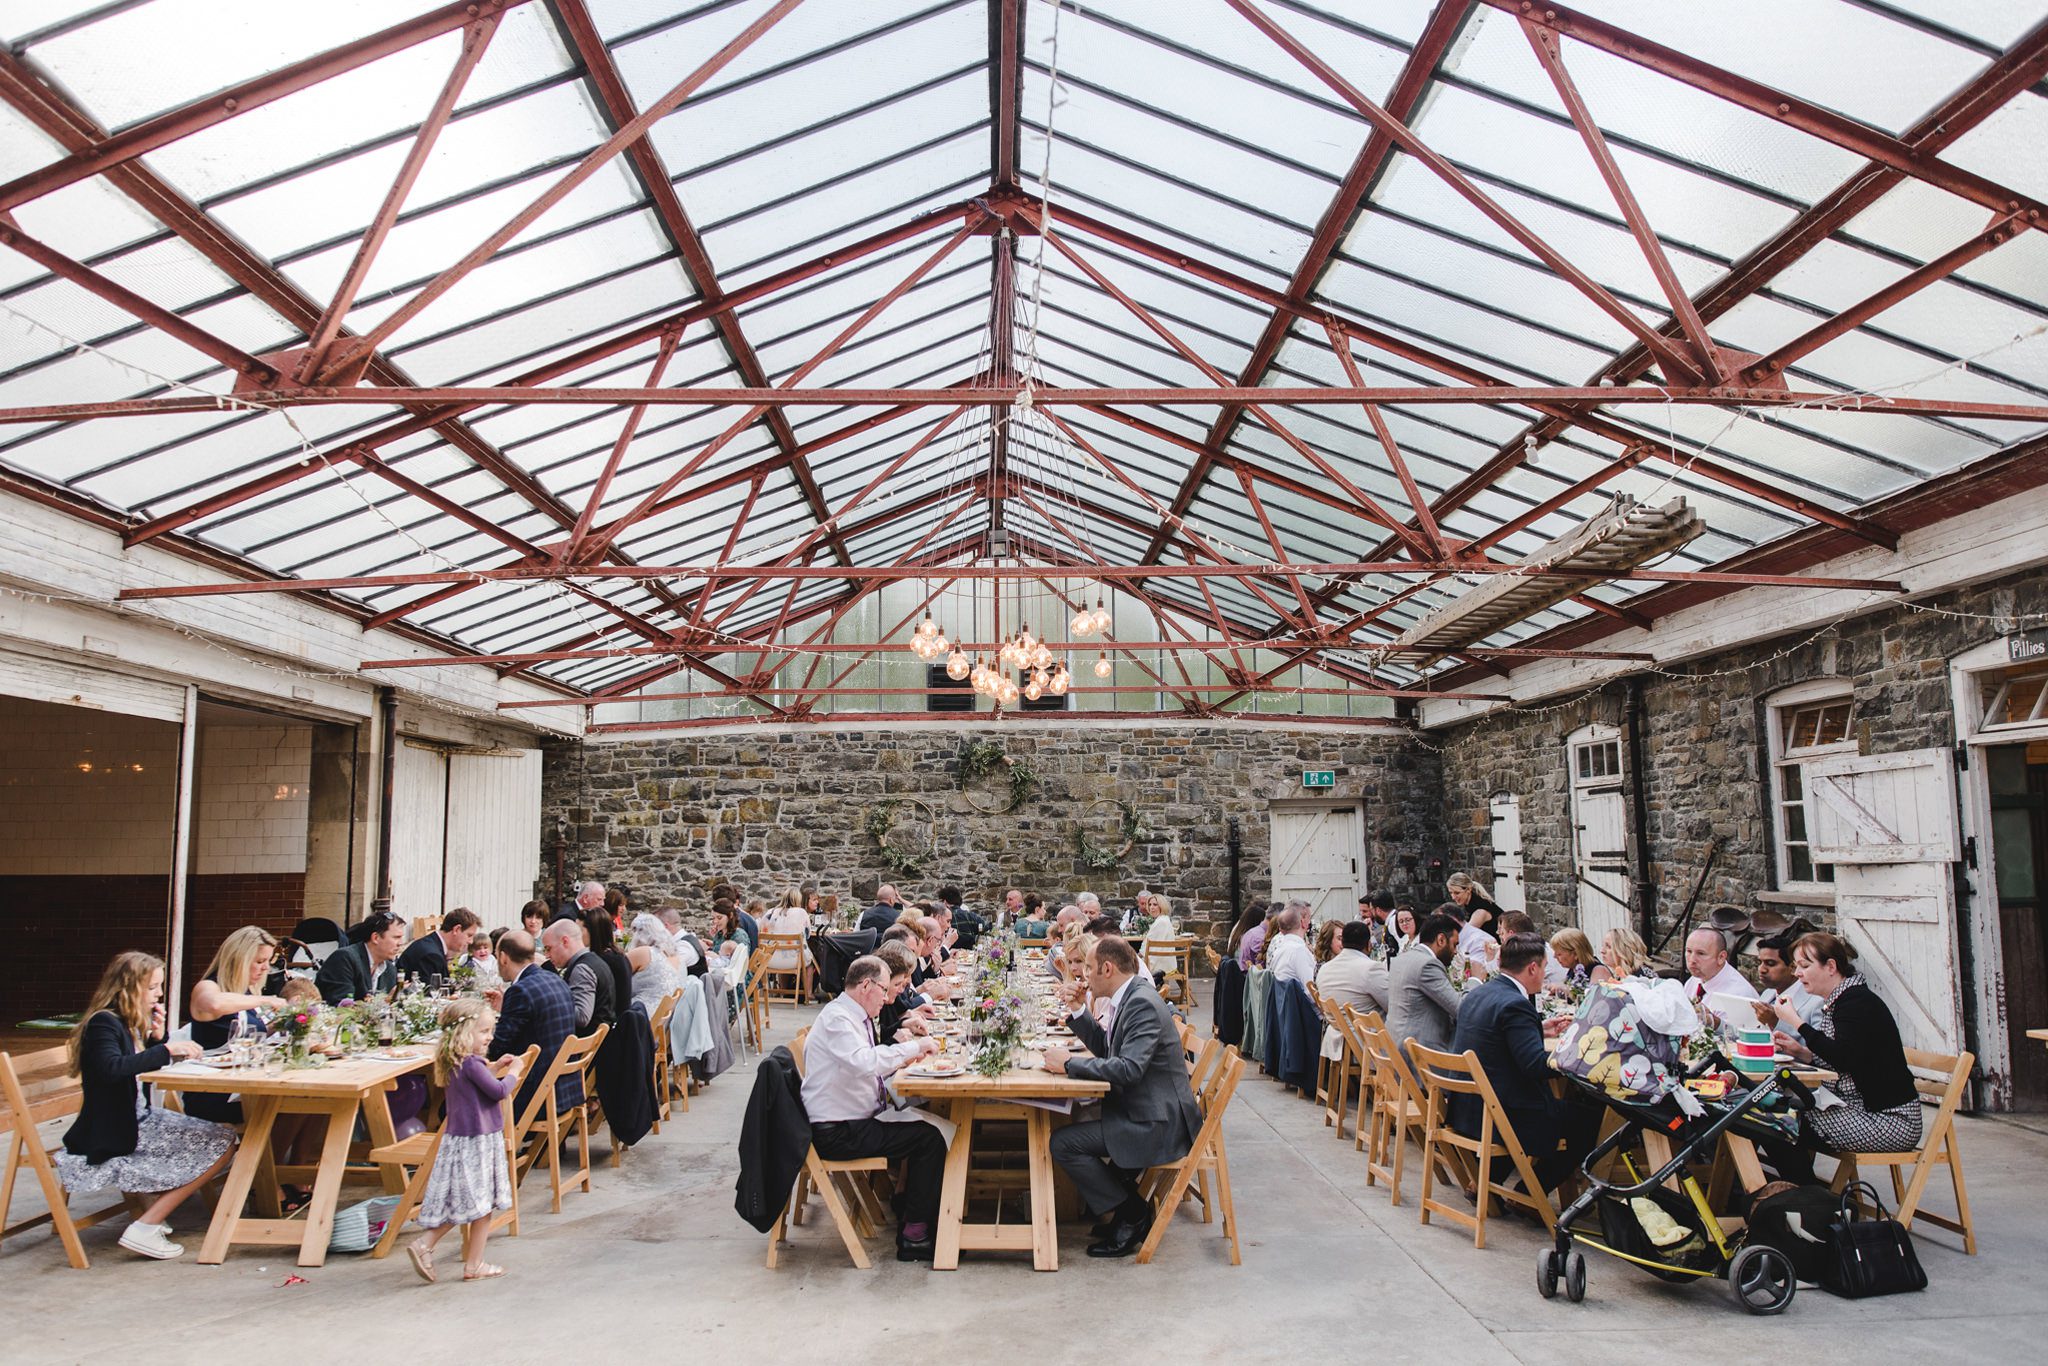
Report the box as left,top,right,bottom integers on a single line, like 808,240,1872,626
907,1063,965,1078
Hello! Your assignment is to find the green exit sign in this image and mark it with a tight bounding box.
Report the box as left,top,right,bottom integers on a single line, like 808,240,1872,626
1302,770,1336,789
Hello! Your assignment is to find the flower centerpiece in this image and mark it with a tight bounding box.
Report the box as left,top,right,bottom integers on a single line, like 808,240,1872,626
1448,951,1475,994
966,954,1029,1077
390,980,441,1044
265,1000,324,1065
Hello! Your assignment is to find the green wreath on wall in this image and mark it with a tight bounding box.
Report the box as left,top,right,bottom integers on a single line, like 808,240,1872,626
957,738,1038,814
864,798,936,878
1074,797,1145,870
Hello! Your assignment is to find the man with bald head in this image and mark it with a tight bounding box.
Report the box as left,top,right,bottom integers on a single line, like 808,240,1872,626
1683,927,1758,1027
544,917,615,1032
487,928,579,1114
858,883,905,936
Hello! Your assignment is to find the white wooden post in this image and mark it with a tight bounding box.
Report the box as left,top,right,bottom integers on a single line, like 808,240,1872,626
165,684,199,1031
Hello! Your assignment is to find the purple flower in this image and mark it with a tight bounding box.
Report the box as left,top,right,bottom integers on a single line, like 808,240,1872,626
338,998,355,1008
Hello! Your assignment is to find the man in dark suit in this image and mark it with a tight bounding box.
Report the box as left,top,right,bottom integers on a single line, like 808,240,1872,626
1044,935,1202,1258
486,929,579,1113
315,910,403,1004
395,907,481,984
1449,933,1598,1194
857,884,904,936
543,918,615,1031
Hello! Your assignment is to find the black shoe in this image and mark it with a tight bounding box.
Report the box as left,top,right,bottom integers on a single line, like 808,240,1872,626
1089,1217,1115,1240
1086,1205,1154,1259
895,1235,936,1264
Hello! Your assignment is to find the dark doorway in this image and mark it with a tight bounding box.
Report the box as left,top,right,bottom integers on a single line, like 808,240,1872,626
1988,742,2048,1110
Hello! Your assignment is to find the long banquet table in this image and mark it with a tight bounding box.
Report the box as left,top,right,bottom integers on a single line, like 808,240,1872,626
892,1064,1108,1271
144,1049,432,1267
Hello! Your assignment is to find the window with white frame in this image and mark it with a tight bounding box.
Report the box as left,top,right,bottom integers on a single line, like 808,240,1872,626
1767,682,1856,888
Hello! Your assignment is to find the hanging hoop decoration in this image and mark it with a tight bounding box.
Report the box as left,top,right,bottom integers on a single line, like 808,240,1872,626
864,798,937,878
1074,798,1145,871
957,739,1038,814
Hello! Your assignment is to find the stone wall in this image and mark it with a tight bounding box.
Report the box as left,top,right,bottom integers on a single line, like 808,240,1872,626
1438,568,2048,947
541,722,1446,945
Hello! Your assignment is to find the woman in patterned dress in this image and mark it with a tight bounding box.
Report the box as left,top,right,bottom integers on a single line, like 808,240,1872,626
57,952,236,1260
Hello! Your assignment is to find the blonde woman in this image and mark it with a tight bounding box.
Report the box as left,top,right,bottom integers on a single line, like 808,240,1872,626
186,926,288,1122
1549,928,1596,988
59,952,235,1260
761,889,814,976
1593,926,1654,984
408,999,522,1283
1142,893,1180,975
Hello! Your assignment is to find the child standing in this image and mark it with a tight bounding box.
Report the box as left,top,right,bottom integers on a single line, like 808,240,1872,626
408,999,521,1283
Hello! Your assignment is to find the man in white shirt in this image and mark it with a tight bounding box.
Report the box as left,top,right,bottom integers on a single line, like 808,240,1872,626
1683,928,1760,1027
1314,921,1390,1060
800,955,946,1263
1753,933,1824,1030
1264,903,1317,986
1449,904,1497,979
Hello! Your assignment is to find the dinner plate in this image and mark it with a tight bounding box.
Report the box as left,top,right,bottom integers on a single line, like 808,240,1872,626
906,1062,965,1078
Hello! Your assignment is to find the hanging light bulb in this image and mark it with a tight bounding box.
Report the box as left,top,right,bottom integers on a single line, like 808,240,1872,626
996,677,1021,707
1024,679,1044,702
916,614,937,639
932,627,948,654
1093,653,1113,679
1071,605,1095,637
1030,642,1053,671
1089,600,1111,634
1048,665,1070,695
1030,666,1049,689
946,650,970,681
1018,625,1036,652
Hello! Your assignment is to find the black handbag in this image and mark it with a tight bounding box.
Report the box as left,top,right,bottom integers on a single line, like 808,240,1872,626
1821,1181,1927,1298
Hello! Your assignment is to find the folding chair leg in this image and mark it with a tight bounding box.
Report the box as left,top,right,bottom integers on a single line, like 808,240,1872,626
809,1159,871,1269
370,1152,437,1259
1214,1135,1239,1266
1196,1168,1213,1224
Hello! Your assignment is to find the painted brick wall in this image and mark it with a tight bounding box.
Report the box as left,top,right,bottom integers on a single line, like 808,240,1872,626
0,701,179,875
194,723,310,875
0,871,306,1022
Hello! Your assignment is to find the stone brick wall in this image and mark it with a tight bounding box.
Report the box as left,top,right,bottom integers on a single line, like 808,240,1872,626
541,723,1446,947
1437,568,2048,949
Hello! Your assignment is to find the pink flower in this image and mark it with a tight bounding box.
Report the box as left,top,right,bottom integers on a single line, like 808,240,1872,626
294,1014,309,1025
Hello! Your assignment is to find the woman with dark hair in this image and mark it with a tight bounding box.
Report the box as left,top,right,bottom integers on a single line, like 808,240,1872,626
603,885,629,930
1311,918,1344,966
1757,932,1921,1180
580,906,635,1011
1224,901,1265,959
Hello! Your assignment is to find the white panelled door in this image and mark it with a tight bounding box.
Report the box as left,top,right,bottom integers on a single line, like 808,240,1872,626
1489,792,1527,915
1806,748,1964,1056
389,742,542,927
1270,804,1363,923
445,750,542,926
1568,724,1631,947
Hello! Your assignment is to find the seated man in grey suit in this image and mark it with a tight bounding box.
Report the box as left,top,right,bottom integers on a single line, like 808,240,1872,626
1043,935,1201,1258
315,909,403,1005
1385,910,1463,1062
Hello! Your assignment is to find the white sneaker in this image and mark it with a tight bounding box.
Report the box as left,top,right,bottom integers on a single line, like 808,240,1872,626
119,1222,184,1260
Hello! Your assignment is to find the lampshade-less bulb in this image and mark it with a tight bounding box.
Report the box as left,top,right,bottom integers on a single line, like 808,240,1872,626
1048,666,1070,695
997,678,1021,706
1024,680,1044,702
1071,608,1093,636
946,651,970,680
1092,654,1113,679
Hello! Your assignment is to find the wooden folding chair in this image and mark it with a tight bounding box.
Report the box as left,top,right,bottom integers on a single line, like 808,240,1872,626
1409,1040,1557,1249
1153,935,1197,1008
1016,936,1050,950
511,1026,608,1213
1358,1021,1433,1203
1136,1044,1244,1265
755,934,809,1007
0,1045,127,1269
369,1045,537,1258
1829,1046,1977,1254
766,1030,892,1270
1337,1007,1384,1147
737,945,774,1050
647,989,683,1132
1315,1003,1369,1141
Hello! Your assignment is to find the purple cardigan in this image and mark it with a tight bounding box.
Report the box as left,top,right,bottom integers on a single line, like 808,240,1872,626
445,1054,512,1138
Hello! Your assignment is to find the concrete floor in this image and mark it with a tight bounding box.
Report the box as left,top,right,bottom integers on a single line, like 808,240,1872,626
6,1003,2046,1364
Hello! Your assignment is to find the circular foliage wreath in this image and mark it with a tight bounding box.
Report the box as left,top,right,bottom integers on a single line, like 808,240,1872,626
1074,798,1145,871
956,739,1038,814
864,798,935,878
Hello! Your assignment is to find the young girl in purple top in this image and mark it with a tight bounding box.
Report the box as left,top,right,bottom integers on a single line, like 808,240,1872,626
408,999,522,1283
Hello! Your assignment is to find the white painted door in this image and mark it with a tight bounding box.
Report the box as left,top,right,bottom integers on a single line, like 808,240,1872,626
1807,748,1964,1056
388,741,449,923
444,749,542,928
1489,792,1527,915
1270,804,1363,924
1568,725,1631,947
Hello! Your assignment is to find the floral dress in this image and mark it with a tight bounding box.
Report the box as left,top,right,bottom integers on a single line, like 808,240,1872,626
56,1093,232,1196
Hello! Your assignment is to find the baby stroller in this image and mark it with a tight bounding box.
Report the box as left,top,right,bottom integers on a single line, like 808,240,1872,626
1538,1063,1818,1314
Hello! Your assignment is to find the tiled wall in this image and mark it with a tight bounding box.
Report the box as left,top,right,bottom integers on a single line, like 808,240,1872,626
0,703,179,874
194,723,311,875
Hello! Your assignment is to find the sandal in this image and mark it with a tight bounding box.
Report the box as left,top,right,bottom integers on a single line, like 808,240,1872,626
279,1186,313,1216
462,1261,507,1281
407,1241,436,1284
